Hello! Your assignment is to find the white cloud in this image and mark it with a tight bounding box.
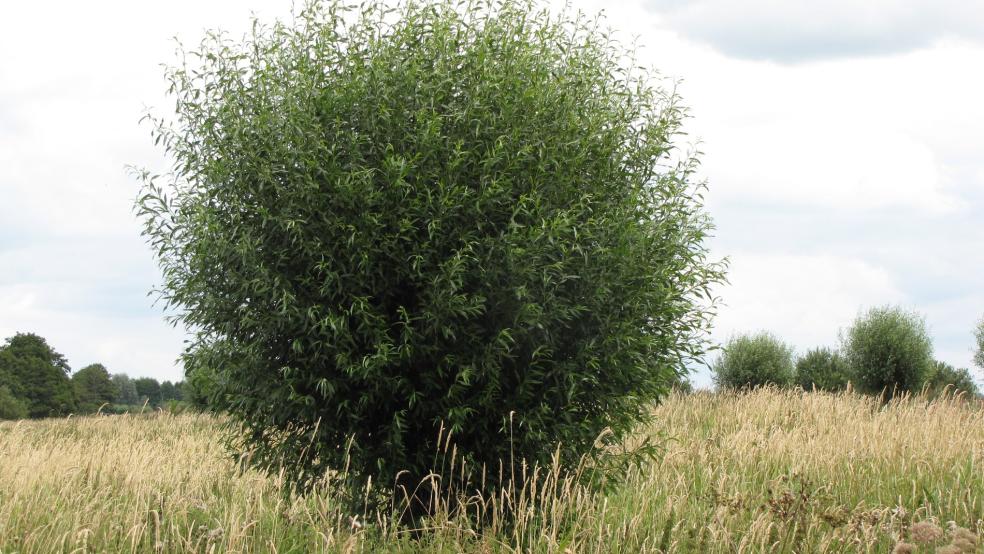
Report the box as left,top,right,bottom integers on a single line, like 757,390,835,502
704,121,959,213
0,283,187,381
642,0,984,62
711,253,906,348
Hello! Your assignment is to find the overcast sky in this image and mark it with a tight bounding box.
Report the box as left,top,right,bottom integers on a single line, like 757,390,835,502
1,0,981,388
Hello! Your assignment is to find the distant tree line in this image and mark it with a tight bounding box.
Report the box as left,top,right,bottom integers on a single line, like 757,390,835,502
713,305,984,400
0,332,206,420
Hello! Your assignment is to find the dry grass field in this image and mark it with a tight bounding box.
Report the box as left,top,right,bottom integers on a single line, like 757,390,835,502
0,388,981,553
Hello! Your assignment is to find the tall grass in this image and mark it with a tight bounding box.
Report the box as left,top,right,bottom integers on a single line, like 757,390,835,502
0,388,981,552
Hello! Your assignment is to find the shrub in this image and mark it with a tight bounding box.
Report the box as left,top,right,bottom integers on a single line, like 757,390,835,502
841,306,933,397
0,385,28,420
924,361,979,398
713,332,795,390
795,347,850,392
136,0,724,511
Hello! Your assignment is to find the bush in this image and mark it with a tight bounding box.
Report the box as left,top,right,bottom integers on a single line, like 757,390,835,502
137,0,724,511
924,361,979,398
713,332,794,390
0,385,28,420
841,306,933,397
795,347,850,392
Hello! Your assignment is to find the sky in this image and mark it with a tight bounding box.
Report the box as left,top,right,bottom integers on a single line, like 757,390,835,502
0,1,981,388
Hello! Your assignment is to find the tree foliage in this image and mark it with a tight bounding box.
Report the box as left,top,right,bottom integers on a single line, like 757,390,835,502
111,374,141,405
160,380,182,403
134,377,162,406
137,0,724,506
712,332,794,390
841,306,933,397
924,360,979,398
795,347,850,392
72,364,117,413
0,385,28,420
0,333,76,417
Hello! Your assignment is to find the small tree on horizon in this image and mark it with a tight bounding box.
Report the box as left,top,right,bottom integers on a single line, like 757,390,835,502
795,347,851,392
712,332,795,390
0,333,76,417
924,360,979,398
134,377,162,407
160,381,180,403
111,373,140,405
841,306,933,398
72,364,117,413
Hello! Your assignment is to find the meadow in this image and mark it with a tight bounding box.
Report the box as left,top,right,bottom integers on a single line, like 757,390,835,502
0,388,981,553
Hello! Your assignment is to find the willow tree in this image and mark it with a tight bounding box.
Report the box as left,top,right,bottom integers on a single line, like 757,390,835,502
138,0,723,512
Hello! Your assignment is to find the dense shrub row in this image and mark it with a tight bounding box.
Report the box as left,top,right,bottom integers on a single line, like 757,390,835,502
713,305,982,399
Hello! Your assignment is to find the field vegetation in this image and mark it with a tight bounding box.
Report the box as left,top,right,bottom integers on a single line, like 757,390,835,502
1,388,981,553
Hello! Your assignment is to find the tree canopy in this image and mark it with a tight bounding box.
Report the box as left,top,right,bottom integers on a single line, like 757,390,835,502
712,332,795,390
842,306,933,397
0,333,76,417
137,0,724,509
111,373,141,405
134,377,162,406
72,363,117,413
795,347,850,392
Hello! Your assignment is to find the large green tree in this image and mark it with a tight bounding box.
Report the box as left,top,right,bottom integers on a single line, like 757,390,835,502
72,364,117,413
137,0,724,509
0,333,76,417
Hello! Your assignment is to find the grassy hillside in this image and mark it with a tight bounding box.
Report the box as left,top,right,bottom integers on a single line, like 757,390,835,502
0,389,981,553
